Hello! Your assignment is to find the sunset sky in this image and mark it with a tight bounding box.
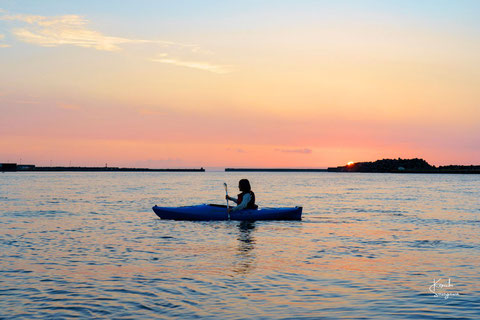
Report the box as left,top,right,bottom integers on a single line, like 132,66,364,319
1,1,479,168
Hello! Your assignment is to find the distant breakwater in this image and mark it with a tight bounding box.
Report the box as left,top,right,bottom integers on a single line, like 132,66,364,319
0,163,205,172
225,168,327,172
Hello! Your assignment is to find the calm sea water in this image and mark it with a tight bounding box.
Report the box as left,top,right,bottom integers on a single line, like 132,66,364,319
1,172,479,319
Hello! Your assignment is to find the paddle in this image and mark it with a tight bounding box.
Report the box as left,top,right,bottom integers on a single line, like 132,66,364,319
224,182,230,219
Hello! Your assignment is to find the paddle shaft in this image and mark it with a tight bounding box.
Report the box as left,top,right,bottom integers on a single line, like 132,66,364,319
224,183,229,209
224,183,230,219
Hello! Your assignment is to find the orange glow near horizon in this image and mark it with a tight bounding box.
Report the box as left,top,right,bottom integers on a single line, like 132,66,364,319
1,3,479,167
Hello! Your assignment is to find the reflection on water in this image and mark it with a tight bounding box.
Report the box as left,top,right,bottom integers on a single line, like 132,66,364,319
233,221,256,275
1,172,479,319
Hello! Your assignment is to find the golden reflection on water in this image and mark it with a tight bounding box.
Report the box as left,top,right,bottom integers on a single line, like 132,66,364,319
233,221,256,275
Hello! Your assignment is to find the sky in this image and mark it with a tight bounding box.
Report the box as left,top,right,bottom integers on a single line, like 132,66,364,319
1,0,479,168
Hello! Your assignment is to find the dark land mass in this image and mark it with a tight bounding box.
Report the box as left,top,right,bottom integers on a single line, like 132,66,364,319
226,158,480,173
1,164,204,172
328,158,480,174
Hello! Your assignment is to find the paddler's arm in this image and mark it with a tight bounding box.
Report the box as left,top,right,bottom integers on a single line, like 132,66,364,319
226,195,238,203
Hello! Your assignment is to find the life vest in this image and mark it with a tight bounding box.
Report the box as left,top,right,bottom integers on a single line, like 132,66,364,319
237,191,258,210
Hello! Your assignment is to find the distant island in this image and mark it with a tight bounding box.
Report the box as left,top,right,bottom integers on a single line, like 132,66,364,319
327,158,480,174
0,163,205,172
226,158,480,174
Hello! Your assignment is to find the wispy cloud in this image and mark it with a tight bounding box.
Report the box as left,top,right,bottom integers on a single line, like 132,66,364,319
275,148,313,154
14,99,41,105
0,34,10,47
57,103,81,111
0,11,193,51
226,148,247,153
1,13,149,51
152,54,233,74
0,10,233,73
138,108,169,116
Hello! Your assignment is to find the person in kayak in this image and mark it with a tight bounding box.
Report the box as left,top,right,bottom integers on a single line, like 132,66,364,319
226,179,258,212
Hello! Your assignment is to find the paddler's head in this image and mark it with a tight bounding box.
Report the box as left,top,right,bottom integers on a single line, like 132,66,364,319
239,179,251,192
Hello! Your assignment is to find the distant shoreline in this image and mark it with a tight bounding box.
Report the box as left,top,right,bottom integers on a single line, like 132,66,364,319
329,158,480,174
226,158,480,174
2,158,480,174
0,164,205,172
225,168,480,174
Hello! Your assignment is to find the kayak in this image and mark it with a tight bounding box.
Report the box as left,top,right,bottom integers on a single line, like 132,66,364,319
152,204,302,221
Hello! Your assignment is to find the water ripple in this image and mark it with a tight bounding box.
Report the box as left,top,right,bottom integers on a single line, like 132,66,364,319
1,172,479,319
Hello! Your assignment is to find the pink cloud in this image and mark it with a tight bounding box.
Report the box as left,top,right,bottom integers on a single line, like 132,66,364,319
275,148,312,154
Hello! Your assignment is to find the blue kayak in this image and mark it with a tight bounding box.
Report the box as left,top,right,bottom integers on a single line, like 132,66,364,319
152,204,302,221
